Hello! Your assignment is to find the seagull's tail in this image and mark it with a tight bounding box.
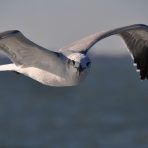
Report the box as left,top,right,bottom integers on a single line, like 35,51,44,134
0,64,17,72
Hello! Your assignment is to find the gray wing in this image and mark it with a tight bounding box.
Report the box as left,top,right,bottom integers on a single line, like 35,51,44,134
0,30,67,75
59,24,148,79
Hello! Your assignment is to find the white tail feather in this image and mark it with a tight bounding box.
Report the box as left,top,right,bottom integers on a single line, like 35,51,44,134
0,64,17,71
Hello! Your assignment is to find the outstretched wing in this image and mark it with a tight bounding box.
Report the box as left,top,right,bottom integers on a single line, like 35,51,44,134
60,24,148,79
0,30,67,75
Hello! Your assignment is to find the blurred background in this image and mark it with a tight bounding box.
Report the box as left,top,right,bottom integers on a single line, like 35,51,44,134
0,0,148,147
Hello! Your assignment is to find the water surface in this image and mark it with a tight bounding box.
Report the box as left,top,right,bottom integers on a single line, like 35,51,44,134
0,55,148,148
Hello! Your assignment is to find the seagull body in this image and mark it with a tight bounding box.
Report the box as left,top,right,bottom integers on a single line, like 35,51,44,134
0,24,148,86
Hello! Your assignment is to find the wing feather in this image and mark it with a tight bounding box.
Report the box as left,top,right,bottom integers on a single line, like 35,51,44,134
120,30,148,79
59,24,148,79
0,30,67,75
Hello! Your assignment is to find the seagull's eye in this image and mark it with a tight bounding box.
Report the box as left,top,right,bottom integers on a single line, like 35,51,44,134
86,62,91,67
72,60,75,65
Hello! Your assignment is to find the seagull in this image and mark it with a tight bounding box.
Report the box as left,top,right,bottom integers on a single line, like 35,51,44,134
0,24,148,86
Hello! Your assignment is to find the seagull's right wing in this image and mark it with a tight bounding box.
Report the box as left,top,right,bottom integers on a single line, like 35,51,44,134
0,30,67,75
60,24,148,79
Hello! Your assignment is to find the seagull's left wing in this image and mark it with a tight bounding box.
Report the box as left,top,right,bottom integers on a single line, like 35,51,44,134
60,24,148,79
0,30,67,75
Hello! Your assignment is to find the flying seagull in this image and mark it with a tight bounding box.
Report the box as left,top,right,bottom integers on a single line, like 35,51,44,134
0,24,148,86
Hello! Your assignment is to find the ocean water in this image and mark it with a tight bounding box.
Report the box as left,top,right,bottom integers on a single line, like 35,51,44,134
0,55,148,148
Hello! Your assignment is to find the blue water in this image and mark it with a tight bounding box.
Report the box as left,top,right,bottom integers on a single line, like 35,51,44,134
0,55,148,148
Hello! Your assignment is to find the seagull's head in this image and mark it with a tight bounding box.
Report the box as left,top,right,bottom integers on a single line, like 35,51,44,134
68,53,91,74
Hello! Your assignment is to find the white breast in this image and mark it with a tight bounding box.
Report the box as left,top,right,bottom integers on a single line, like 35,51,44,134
17,66,87,86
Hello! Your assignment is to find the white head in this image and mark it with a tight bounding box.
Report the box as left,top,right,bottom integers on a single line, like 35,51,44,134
67,53,91,74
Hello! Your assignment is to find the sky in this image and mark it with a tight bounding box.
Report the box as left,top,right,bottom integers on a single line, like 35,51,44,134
0,0,148,55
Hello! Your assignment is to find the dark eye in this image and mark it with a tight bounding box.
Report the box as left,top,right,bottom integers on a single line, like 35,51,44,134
86,62,91,67
72,60,75,65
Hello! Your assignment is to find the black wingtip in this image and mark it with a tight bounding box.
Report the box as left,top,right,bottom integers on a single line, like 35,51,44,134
140,76,148,80
0,30,20,39
132,24,148,28
11,30,20,34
